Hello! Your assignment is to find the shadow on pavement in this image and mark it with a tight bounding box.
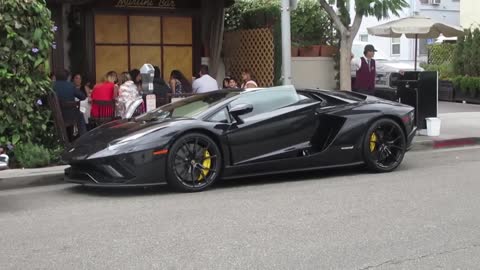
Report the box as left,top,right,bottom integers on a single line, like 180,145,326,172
215,166,366,190
65,166,366,197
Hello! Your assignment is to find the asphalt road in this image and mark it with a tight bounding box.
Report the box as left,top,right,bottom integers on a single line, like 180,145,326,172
1,147,480,270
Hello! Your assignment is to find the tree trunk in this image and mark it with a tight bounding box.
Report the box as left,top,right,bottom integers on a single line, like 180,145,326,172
339,36,352,91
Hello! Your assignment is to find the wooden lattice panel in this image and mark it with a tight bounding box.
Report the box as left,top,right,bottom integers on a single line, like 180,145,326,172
223,28,274,87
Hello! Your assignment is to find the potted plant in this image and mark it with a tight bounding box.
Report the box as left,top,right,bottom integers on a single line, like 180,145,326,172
291,0,331,57
291,42,300,57
320,45,338,57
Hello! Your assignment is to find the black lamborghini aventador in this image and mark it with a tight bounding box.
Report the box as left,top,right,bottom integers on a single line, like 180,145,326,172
63,85,416,192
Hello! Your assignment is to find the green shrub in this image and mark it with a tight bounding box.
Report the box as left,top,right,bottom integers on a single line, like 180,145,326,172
421,63,455,80
454,76,480,97
0,0,56,147
14,143,52,168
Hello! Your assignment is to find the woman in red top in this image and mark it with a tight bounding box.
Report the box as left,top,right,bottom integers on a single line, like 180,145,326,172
90,71,118,118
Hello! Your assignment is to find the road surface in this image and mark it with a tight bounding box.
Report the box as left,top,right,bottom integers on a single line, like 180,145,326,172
1,147,480,269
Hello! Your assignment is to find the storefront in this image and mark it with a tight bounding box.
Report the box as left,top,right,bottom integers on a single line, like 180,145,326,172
47,0,230,82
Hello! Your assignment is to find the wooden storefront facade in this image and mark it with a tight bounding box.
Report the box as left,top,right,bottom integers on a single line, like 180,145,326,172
46,0,230,83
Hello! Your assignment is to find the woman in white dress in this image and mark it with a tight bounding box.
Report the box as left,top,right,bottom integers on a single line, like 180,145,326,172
116,72,143,119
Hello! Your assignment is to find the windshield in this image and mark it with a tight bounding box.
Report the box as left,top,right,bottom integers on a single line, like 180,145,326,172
352,43,388,60
136,91,240,121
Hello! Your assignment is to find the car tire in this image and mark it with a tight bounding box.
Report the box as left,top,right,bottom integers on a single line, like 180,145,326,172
166,133,222,192
363,118,406,173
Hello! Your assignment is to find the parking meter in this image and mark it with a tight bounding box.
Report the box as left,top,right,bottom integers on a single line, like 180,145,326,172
140,63,155,94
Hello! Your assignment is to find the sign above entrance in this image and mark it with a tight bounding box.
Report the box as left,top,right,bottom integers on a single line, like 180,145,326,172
114,0,175,9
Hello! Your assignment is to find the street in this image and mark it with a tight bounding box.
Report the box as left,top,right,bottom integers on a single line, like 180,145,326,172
1,147,480,270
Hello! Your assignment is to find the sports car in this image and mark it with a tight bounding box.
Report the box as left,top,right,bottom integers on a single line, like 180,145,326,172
63,85,416,192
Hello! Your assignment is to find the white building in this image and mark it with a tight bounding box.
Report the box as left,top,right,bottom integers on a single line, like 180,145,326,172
460,0,479,28
352,0,460,62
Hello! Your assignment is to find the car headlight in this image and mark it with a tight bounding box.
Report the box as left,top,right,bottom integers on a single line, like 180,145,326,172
107,126,166,151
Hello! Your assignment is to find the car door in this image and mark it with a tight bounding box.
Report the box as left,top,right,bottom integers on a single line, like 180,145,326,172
226,88,320,166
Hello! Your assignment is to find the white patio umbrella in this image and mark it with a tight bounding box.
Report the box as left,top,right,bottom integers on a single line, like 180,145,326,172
367,16,464,70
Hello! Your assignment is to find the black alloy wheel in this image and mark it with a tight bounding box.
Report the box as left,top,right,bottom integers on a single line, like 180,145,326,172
166,133,222,192
363,118,406,172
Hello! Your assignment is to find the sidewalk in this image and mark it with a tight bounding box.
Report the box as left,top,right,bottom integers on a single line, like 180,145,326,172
412,102,480,151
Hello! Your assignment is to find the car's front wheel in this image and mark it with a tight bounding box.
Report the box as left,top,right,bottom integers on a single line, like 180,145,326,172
166,133,222,192
363,118,406,172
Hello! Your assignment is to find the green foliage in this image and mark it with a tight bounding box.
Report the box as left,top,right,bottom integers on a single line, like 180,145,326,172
452,76,480,97
325,0,409,24
14,143,52,168
353,0,409,20
421,63,455,80
225,0,280,31
291,0,334,46
453,34,465,75
463,29,474,76
472,28,480,76
0,0,56,147
452,28,480,78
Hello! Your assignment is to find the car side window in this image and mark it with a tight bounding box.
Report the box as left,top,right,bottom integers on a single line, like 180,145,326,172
229,87,300,119
208,108,230,123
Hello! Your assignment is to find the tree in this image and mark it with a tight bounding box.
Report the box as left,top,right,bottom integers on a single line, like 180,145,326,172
463,29,473,76
453,32,465,76
472,28,480,76
317,0,409,90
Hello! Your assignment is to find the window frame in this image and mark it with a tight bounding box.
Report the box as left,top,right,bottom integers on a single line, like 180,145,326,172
391,37,401,56
359,34,368,42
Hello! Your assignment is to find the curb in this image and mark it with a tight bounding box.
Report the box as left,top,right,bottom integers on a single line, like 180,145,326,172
411,137,480,152
0,167,67,191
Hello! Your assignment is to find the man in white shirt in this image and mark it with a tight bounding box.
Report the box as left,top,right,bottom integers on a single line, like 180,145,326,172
192,65,219,94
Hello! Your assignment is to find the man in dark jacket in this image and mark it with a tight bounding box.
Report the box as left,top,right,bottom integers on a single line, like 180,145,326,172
152,66,171,106
352,44,377,95
53,70,87,137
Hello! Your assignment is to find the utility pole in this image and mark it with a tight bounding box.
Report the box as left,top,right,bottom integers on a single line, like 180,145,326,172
281,0,294,85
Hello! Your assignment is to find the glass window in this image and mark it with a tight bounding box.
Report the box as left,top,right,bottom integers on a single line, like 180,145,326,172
391,37,401,55
208,108,230,123
360,34,368,42
136,91,240,121
229,86,300,119
418,39,429,55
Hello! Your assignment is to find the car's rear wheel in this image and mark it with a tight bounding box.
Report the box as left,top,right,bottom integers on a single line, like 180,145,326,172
363,118,406,172
166,133,221,192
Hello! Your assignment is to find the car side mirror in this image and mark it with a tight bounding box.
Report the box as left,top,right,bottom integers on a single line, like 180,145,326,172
229,103,253,124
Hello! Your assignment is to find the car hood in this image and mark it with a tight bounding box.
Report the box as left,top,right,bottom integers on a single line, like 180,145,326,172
351,60,423,75
376,60,423,73
64,118,188,160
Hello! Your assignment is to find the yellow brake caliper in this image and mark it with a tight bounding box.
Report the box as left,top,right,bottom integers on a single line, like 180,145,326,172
370,132,377,152
198,150,211,181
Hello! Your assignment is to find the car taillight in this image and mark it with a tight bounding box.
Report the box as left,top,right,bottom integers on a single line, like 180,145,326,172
402,111,415,125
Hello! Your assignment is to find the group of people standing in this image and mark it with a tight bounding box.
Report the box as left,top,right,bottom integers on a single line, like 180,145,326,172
222,69,258,90
52,64,259,140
